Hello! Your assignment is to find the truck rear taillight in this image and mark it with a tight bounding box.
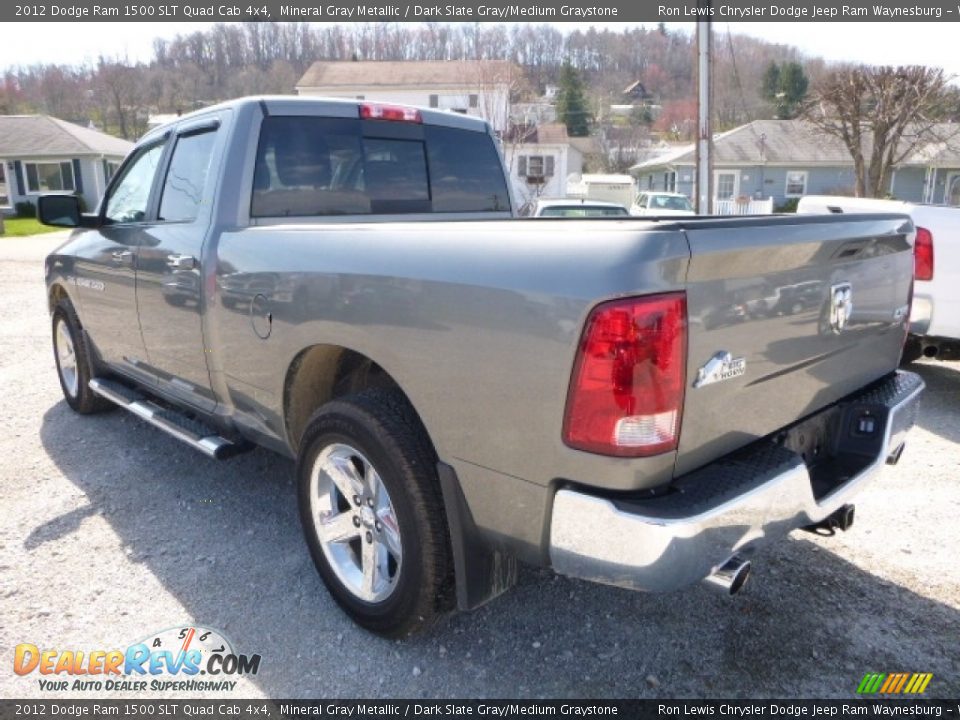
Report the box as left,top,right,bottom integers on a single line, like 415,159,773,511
914,227,934,281
359,103,423,124
563,293,687,457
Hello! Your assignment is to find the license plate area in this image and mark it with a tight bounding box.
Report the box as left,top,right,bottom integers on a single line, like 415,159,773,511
775,400,890,500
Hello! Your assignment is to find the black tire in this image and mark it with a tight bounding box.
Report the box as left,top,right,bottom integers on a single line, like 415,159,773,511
297,389,453,637
52,298,112,414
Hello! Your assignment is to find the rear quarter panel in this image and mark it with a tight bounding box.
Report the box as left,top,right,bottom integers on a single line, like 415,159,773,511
211,220,691,491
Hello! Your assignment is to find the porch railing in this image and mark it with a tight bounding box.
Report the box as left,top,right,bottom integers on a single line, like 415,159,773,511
714,197,775,215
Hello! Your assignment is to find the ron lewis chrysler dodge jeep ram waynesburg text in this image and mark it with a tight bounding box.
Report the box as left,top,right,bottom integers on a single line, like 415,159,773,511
40,97,923,637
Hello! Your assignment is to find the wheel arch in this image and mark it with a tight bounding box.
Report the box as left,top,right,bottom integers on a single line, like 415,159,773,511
48,283,72,315
282,343,435,457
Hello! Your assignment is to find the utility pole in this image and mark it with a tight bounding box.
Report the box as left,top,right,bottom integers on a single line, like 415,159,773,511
695,15,712,215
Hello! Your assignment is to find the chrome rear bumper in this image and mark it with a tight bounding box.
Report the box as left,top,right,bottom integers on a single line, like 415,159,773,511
549,371,924,593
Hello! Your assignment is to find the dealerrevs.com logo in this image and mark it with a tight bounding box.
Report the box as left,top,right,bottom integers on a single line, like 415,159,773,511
14,625,261,693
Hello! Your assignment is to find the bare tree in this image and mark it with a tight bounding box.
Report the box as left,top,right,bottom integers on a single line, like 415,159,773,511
804,65,954,197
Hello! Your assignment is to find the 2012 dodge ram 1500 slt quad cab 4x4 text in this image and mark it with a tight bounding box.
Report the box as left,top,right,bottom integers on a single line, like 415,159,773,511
40,96,923,637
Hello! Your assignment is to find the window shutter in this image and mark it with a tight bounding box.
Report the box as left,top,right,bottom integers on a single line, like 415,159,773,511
72,159,83,194
13,160,24,195
469,94,479,108
518,156,527,177
545,156,555,177
429,94,439,108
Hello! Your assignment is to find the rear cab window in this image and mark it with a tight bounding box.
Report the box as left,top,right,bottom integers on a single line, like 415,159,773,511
251,115,511,218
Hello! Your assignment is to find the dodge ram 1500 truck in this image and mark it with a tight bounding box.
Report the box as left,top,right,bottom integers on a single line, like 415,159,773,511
40,96,924,637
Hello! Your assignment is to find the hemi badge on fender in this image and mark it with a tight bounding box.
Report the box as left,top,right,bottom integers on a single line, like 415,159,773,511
694,351,746,388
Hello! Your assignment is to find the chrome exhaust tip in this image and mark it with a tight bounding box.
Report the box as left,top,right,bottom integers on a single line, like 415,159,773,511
703,555,751,596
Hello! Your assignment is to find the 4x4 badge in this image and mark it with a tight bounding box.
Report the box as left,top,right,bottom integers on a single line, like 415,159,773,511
694,351,746,388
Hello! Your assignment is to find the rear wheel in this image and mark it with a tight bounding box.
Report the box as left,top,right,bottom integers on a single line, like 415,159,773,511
297,390,453,637
52,299,111,414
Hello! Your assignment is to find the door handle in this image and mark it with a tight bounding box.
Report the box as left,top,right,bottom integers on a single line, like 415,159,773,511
110,250,134,266
166,254,197,270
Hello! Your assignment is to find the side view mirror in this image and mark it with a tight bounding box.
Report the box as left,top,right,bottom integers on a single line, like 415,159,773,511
38,194,81,228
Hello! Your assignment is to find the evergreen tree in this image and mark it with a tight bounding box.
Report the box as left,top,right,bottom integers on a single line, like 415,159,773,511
762,62,781,103
762,61,809,119
556,60,591,137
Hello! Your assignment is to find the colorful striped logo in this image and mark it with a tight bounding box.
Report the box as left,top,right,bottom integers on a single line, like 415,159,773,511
857,673,933,694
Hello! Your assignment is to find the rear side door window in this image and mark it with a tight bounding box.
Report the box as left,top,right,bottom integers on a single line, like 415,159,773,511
159,128,218,223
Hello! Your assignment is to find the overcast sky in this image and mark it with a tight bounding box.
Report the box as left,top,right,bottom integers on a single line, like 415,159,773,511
1,22,958,79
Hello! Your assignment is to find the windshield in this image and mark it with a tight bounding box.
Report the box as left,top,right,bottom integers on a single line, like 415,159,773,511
538,205,629,217
647,195,693,211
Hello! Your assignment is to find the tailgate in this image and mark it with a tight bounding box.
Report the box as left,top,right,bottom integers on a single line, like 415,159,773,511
676,214,913,475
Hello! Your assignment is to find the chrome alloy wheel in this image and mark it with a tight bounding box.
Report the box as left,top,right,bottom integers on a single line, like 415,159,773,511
54,316,79,399
309,443,403,603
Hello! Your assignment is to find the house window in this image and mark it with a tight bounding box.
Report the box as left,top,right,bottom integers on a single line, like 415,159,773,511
647,175,654,190
947,173,960,206
0,163,8,207
522,155,554,179
665,171,677,192
785,171,807,197
429,95,439,108
25,161,75,193
469,94,479,109
716,172,737,200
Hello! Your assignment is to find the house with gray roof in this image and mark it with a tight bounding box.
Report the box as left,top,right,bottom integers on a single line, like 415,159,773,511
0,115,133,215
630,119,960,208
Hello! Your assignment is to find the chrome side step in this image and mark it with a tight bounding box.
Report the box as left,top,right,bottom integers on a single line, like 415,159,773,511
89,378,242,460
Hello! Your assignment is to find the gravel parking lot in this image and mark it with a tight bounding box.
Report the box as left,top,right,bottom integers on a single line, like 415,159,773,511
1,232,957,700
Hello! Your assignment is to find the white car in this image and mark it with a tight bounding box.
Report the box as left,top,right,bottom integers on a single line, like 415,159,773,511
798,195,960,363
527,199,630,218
630,192,695,217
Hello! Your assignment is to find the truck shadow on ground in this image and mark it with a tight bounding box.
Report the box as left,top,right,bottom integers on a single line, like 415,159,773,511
38,404,959,700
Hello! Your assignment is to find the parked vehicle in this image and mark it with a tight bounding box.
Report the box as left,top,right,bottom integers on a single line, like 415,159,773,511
568,173,637,207
41,97,923,638
631,191,696,217
798,195,960,362
528,198,630,218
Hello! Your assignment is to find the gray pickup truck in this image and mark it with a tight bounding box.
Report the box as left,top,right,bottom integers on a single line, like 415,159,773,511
40,96,923,637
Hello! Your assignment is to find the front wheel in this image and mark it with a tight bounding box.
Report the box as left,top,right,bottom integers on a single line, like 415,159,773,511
52,299,111,414
297,390,453,637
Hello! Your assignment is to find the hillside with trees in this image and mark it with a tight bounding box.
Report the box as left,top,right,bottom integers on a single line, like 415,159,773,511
0,22,823,140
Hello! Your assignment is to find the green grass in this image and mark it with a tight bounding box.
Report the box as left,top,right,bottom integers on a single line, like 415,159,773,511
0,217,63,237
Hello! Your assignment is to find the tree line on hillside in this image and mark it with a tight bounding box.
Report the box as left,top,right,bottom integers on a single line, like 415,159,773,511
1,22,817,139
3,22,958,200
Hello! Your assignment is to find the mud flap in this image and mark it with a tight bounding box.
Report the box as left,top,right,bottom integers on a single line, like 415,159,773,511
437,461,518,611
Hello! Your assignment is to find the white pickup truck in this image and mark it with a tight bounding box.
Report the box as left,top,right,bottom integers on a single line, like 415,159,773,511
798,195,960,363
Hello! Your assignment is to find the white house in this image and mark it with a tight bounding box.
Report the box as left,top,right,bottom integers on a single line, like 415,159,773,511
0,115,133,215
503,123,585,208
295,60,520,132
